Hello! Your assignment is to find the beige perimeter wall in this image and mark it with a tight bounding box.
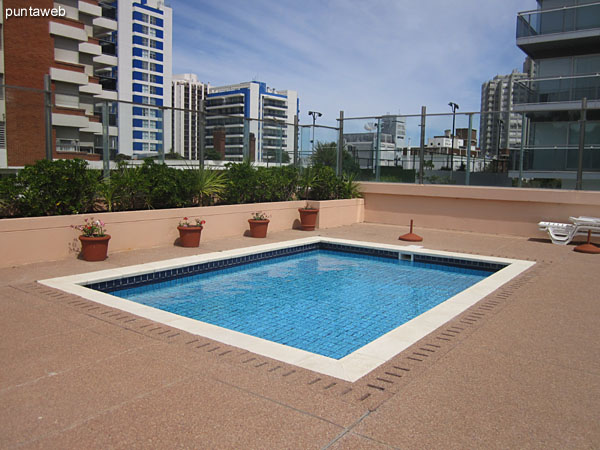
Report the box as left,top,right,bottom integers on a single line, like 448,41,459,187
360,183,600,237
3,183,600,267
0,199,364,268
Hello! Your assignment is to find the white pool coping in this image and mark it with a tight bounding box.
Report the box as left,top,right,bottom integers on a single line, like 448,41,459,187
39,237,535,382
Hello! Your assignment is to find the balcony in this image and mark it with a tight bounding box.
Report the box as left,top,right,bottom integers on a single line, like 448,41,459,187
78,1,102,17
516,2,600,58
510,145,600,173
93,54,118,67
49,22,87,42
93,16,118,32
513,74,600,111
96,74,117,92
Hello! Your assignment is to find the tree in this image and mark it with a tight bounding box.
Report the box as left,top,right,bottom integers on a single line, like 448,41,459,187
310,142,360,175
204,148,222,160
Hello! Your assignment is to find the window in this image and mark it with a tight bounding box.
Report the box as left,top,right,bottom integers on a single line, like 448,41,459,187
149,28,158,37
150,51,160,60
149,39,160,49
142,85,149,94
149,74,160,83
150,86,160,95
149,16,161,26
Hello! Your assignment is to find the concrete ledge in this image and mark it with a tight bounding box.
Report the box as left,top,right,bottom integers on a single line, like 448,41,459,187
0,199,364,267
360,182,600,237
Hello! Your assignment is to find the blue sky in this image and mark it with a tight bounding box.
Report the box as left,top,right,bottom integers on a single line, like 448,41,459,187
171,0,538,130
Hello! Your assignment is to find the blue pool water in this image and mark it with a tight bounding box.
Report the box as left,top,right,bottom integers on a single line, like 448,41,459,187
112,249,492,359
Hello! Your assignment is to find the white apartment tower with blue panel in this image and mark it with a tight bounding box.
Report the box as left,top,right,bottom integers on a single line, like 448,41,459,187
205,81,299,161
117,0,172,157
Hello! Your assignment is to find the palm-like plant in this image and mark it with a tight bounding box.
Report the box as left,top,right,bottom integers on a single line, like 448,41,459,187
190,168,226,206
299,167,318,202
97,177,120,212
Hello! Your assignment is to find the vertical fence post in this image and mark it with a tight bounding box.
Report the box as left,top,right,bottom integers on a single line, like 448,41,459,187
102,100,110,178
243,118,250,161
44,74,53,161
293,114,299,166
576,97,587,191
159,106,165,164
199,107,205,169
465,113,473,186
419,106,426,184
375,117,381,181
278,121,282,165
518,113,527,187
337,110,344,176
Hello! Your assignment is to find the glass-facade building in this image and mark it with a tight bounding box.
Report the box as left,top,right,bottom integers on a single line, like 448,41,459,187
513,0,600,188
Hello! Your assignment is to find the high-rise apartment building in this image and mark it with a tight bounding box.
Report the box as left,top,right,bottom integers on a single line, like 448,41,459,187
480,69,528,157
513,0,600,187
1,0,118,167
171,73,209,160
205,81,298,162
115,0,172,157
380,115,407,149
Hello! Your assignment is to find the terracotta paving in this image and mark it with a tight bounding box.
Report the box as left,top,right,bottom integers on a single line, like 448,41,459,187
0,223,599,449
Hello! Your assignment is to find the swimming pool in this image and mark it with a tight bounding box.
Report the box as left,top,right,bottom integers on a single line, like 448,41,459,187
40,237,535,381
107,247,494,359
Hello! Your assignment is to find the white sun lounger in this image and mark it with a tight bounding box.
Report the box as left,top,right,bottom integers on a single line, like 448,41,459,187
538,216,600,245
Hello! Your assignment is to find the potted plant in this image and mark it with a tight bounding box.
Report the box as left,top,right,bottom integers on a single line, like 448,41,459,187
177,217,205,247
298,168,319,231
248,211,270,238
72,217,110,261
298,202,319,231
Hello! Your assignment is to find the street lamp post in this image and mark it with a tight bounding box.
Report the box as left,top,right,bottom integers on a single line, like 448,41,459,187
308,110,322,154
448,102,459,173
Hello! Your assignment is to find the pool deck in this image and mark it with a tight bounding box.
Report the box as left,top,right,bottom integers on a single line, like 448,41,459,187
1,223,599,449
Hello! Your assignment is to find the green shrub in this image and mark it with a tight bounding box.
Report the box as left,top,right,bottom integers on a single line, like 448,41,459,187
0,159,361,218
221,161,257,204
254,165,299,202
0,159,99,217
139,160,185,209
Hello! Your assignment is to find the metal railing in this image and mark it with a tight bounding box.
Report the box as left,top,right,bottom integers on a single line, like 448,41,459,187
1,82,599,190
514,74,600,104
517,2,600,38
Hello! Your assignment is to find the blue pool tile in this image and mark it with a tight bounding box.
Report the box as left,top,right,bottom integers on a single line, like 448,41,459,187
93,246,497,360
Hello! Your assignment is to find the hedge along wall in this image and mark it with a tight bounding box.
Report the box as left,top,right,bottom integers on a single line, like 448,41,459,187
0,199,365,267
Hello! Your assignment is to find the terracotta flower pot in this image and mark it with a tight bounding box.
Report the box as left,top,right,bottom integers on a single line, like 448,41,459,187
177,226,203,247
248,219,270,238
79,235,111,261
298,208,319,231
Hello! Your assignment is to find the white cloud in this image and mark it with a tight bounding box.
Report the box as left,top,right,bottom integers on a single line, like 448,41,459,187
171,0,538,129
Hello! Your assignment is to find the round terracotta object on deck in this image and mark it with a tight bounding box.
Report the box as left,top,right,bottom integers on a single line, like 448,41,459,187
574,231,600,254
398,220,423,242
